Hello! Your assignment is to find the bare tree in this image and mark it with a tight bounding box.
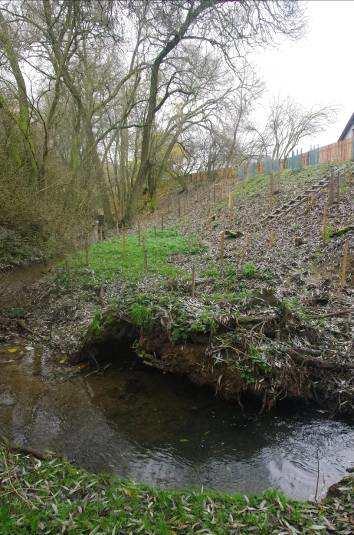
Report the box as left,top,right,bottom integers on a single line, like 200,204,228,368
0,0,305,232
0,8,39,181
263,97,335,162
124,0,304,222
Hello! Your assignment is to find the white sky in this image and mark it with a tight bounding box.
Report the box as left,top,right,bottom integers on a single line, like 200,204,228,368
251,0,354,149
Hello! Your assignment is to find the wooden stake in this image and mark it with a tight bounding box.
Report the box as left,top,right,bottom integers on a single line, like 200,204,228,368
327,172,334,206
178,197,181,218
142,236,148,271
64,257,71,279
309,192,316,208
219,230,225,265
339,239,350,289
268,230,276,247
335,171,340,203
245,233,250,252
154,225,157,238
269,172,275,196
84,237,89,266
138,220,141,244
239,233,250,267
228,190,233,210
191,265,196,297
321,205,328,240
122,230,127,260
161,214,164,231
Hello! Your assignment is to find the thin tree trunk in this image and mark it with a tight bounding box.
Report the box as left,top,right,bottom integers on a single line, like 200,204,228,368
124,0,214,223
0,11,38,182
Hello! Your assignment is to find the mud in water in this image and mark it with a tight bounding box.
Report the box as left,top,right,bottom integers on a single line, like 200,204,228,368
0,343,353,500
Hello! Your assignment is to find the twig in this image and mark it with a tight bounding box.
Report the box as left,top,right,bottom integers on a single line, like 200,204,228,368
191,265,196,298
309,308,352,319
314,448,320,502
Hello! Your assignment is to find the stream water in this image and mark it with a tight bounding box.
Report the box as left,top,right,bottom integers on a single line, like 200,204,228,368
0,343,353,500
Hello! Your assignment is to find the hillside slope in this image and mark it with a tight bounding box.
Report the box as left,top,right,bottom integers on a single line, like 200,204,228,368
73,162,353,416
1,162,352,415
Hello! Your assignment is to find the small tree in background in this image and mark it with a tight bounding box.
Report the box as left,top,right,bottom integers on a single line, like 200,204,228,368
262,97,335,162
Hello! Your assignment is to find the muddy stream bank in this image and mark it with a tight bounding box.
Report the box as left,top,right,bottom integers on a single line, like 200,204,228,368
0,343,353,501
0,262,55,309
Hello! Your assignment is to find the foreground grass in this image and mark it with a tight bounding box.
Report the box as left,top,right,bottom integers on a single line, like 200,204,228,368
0,447,352,534
56,228,204,288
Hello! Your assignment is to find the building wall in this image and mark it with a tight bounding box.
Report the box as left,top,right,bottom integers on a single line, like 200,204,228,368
343,124,354,140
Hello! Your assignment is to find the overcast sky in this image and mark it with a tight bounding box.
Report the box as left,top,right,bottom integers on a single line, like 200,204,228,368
251,0,353,150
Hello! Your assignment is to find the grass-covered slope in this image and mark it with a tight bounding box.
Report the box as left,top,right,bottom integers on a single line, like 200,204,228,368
2,163,352,415
71,163,353,415
0,446,352,534
57,228,204,286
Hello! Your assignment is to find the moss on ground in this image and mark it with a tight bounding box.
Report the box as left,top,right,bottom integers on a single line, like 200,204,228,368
0,447,352,534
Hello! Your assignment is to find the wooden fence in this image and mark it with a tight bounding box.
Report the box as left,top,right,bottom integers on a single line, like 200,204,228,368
186,137,354,183
240,138,354,179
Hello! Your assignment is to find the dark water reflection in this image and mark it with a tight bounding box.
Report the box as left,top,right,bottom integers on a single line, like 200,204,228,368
0,344,353,499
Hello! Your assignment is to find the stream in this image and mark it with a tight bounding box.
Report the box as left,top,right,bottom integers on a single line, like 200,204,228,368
0,343,353,500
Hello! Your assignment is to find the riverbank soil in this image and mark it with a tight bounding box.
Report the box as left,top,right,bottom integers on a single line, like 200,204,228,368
1,163,353,417
0,446,353,534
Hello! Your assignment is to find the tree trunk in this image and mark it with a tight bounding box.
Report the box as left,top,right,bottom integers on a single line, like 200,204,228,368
84,121,114,226
124,1,213,224
0,12,38,183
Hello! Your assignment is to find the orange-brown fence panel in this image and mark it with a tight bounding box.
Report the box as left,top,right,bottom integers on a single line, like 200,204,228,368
319,138,353,163
186,137,353,185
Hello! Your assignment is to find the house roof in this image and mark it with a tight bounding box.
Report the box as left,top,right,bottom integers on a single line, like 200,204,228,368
338,112,354,141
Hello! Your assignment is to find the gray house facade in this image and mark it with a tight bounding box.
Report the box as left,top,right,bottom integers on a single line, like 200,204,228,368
338,112,354,141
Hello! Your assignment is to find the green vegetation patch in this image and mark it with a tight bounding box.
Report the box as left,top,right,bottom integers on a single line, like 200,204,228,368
0,447,352,534
121,291,219,344
56,228,205,287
